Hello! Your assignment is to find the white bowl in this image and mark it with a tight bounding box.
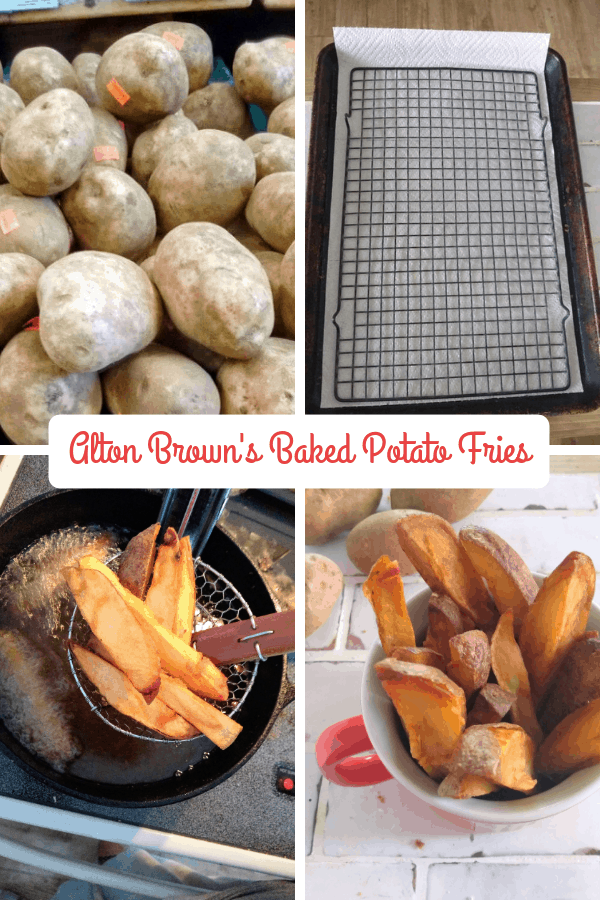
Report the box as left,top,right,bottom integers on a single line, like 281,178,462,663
361,578,600,826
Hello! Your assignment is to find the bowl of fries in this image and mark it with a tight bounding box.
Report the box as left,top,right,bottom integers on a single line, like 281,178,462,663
317,513,600,827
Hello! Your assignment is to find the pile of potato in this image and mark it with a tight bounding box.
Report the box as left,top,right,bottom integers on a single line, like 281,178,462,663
0,24,295,442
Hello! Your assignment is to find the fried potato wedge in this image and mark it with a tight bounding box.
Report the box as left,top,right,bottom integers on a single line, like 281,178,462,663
145,527,181,631
491,610,543,746
117,523,159,599
65,566,161,701
459,526,537,634
71,643,198,740
446,630,491,701
539,633,600,735
375,658,466,779
466,683,516,728
394,512,494,626
158,673,242,750
79,556,228,701
536,698,600,776
422,593,465,662
437,771,498,799
173,536,196,644
363,555,415,655
448,723,537,792
391,645,446,672
519,552,596,706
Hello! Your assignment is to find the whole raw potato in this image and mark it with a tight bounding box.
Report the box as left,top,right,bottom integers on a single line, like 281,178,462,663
142,21,213,92
346,510,418,575
267,97,295,138
72,52,101,106
255,250,283,314
1,89,94,195
182,83,254,138
305,553,344,637
89,107,128,171
245,171,294,253
217,337,294,414
131,111,196,189
38,251,162,373
153,222,273,359
0,253,44,346
279,240,294,338
227,216,271,255
0,187,70,265
233,37,295,113
0,330,102,444
0,85,24,147
61,166,157,259
10,47,80,104
245,132,295,180
95,33,189,124
305,489,383,545
389,489,493,523
102,344,220,415
148,129,256,232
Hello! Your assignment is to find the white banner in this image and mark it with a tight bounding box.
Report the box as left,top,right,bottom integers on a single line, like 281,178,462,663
48,415,549,488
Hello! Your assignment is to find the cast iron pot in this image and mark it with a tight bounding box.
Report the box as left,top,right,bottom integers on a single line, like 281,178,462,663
0,487,294,807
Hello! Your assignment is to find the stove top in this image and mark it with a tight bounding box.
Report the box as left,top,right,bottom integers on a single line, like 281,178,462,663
0,458,295,859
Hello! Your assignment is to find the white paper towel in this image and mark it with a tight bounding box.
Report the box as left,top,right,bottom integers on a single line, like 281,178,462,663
319,28,582,408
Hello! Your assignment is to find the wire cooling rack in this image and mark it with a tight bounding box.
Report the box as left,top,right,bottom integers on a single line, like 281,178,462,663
333,67,571,403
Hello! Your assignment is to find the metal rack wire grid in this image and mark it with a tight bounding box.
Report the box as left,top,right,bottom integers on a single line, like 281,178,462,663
333,67,571,402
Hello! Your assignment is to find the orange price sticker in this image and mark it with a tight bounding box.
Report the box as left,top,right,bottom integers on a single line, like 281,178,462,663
0,209,19,235
23,316,39,332
285,40,295,53
94,145,120,162
163,31,184,51
118,120,125,130
106,78,130,106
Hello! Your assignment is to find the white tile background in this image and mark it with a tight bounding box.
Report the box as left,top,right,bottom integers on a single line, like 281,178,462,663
305,471,600,898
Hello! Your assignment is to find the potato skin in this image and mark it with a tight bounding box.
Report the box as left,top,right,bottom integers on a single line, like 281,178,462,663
1,88,94,196
148,129,256,232
245,171,294,253
279,240,294,338
38,250,162,373
153,222,273,359
141,21,213,92
61,166,156,260
0,330,102,444
305,553,344,637
72,52,102,106
0,187,70,266
267,96,295,138
10,47,81,105
0,84,25,154
95,33,189,124
305,489,382,545
182,83,254,138
0,252,44,346
103,343,220,415
390,489,492,523
346,510,417,575
216,337,294,414
245,132,295,181
233,37,295,113
89,107,128,171
131,111,196,189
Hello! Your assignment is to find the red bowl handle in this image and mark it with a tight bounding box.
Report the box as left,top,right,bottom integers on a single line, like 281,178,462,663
315,715,394,787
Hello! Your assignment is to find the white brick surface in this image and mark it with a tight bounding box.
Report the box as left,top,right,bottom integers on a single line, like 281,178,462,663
306,859,416,899
426,860,600,900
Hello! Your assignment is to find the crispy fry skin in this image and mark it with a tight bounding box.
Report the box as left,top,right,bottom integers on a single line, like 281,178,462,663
375,658,466,779
423,594,465,662
448,723,537,793
490,610,543,746
173,536,196,644
437,771,498,799
117,523,160,599
394,512,495,626
519,552,595,707
459,526,537,635
79,556,228,701
539,634,600,735
363,555,415,655
536,698,600,776
446,630,491,701
158,673,242,750
145,527,181,631
71,643,197,739
466,684,516,728
65,566,161,700
391,645,446,672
